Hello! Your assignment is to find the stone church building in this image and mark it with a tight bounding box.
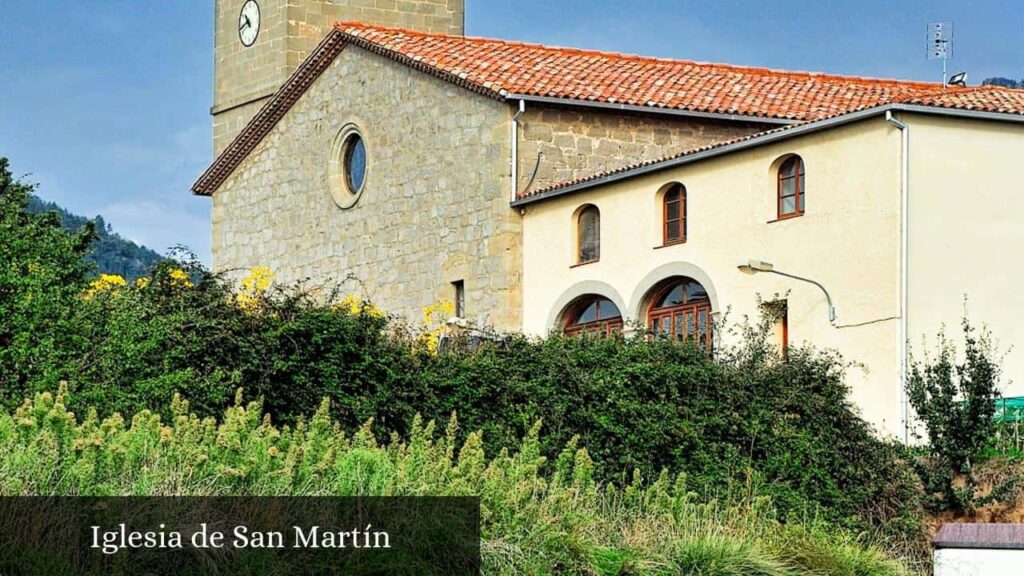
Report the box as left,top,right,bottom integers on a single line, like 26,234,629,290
194,0,1024,438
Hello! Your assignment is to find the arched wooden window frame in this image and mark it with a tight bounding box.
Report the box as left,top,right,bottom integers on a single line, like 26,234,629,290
646,278,713,351
563,296,622,338
575,205,600,265
662,183,687,245
776,155,805,219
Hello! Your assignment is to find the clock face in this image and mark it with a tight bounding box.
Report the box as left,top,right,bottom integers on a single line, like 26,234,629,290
238,0,260,47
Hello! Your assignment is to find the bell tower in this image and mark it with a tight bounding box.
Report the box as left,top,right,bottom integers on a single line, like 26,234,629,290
211,0,466,156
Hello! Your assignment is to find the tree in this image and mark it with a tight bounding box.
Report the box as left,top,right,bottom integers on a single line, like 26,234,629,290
0,157,96,394
982,77,1023,89
906,316,1001,511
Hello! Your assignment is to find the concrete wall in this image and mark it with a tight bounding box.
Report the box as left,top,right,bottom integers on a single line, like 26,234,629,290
907,113,1024,398
516,104,769,193
212,0,465,155
520,117,907,436
211,45,521,331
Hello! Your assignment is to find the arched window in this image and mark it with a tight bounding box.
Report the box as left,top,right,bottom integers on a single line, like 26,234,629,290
577,205,600,264
663,184,686,245
777,155,805,218
564,296,622,338
646,277,712,350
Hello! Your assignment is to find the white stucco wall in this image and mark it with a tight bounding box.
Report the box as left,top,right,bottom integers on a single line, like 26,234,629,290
934,548,1023,575
906,113,1024,399
521,117,908,436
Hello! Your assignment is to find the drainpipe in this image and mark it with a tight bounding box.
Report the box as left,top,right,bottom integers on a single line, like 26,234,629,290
886,109,910,444
511,99,526,203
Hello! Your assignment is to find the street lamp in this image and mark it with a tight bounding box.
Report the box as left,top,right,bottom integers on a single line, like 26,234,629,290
737,259,837,324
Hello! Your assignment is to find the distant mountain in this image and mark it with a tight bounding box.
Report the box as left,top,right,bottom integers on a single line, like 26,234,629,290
27,196,163,279
983,77,1023,89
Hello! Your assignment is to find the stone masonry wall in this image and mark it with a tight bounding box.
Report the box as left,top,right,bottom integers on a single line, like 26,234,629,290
213,0,465,155
516,104,772,194
210,45,521,330
213,0,290,155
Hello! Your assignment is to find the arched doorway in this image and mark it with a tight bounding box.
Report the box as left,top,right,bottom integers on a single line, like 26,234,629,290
562,295,623,338
645,277,712,350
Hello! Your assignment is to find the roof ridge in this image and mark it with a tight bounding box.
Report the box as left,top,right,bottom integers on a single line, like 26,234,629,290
335,21,942,89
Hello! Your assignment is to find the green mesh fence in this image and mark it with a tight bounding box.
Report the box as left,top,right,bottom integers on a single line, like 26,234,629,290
995,397,1024,423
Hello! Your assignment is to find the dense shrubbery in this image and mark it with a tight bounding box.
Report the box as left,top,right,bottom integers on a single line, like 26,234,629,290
423,332,925,535
0,158,96,394
0,387,911,576
907,317,1006,513
1,157,926,562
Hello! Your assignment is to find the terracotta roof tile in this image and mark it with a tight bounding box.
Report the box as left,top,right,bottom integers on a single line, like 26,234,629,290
902,84,1024,113
335,22,947,121
193,22,1024,197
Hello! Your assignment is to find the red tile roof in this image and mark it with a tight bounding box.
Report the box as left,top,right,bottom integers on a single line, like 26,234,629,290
193,22,1024,197
335,21,943,122
901,84,1024,113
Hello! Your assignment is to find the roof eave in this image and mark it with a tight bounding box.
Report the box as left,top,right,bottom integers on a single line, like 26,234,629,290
890,103,1024,124
503,93,798,126
192,30,350,197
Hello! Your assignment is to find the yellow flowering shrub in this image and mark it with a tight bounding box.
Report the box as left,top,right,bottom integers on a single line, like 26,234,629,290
233,266,274,312
84,274,127,299
167,268,193,288
333,295,385,319
418,299,455,354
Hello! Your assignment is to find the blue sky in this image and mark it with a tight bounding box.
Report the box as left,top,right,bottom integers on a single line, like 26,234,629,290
2,1,1022,264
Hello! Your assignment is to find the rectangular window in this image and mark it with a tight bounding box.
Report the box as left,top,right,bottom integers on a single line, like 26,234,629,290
663,186,686,245
777,157,805,219
452,280,465,318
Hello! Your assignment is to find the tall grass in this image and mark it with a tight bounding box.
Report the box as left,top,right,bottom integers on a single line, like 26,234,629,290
0,386,913,575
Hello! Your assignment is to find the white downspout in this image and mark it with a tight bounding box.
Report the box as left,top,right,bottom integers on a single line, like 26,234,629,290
886,109,910,444
511,99,525,203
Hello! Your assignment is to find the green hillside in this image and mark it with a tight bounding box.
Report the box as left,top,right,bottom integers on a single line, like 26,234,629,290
27,196,162,279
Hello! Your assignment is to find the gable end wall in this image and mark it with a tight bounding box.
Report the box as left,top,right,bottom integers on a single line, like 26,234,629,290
211,45,521,330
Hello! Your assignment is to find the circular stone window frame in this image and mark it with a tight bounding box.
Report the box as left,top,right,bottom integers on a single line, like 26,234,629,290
328,123,368,209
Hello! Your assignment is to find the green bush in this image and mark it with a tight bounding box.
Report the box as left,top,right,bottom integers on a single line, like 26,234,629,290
62,255,412,422
907,317,1003,512
25,266,923,538
423,331,924,536
0,155,924,549
0,158,96,393
0,388,914,576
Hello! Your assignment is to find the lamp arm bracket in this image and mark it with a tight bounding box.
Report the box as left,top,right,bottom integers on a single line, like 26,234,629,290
767,270,837,323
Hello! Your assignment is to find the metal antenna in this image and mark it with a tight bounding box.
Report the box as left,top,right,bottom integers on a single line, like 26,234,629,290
927,22,953,86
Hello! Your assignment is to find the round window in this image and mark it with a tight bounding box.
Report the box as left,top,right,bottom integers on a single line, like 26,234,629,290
328,124,367,209
344,134,366,194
